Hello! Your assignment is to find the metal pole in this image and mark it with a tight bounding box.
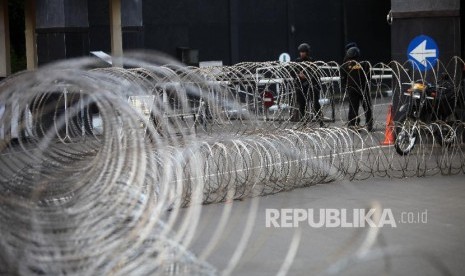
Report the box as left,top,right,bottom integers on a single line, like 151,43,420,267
0,0,11,77
25,0,37,70
109,0,123,67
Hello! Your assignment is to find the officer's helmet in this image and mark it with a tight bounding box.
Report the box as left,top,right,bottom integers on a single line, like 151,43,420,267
345,42,358,51
346,47,361,59
298,43,311,53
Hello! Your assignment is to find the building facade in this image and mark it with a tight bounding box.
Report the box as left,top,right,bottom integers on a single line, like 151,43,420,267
33,0,391,66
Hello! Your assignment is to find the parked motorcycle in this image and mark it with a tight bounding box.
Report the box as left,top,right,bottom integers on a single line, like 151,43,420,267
394,77,457,155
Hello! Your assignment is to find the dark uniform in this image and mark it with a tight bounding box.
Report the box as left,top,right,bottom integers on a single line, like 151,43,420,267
341,47,373,130
294,44,322,124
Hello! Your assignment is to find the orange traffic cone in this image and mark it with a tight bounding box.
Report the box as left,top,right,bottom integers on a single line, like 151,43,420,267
381,104,395,145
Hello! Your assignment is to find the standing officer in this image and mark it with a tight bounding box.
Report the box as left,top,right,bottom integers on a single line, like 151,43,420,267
294,43,323,126
341,45,373,131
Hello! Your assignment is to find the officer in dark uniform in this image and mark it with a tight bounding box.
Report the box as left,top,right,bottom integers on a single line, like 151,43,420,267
294,43,322,126
341,45,373,131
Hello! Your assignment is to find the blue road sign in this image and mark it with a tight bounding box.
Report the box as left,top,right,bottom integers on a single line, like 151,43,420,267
407,35,439,71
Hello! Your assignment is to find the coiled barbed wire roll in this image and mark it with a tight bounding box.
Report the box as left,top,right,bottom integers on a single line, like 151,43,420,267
0,56,216,275
0,52,464,275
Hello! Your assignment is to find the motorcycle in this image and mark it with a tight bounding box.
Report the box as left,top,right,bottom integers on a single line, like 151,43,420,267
394,78,457,155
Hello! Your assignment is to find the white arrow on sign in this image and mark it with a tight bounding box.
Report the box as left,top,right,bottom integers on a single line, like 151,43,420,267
409,40,437,66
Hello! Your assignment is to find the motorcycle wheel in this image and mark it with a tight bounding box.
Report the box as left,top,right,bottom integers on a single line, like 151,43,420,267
435,113,458,147
435,124,455,146
394,116,418,156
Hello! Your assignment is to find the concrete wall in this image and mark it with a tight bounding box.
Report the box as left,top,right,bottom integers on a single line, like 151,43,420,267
36,0,89,64
36,0,65,28
37,0,144,65
188,0,231,63
462,2,465,59
121,0,144,50
36,0,89,27
344,0,391,63
88,0,111,53
35,0,391,65
391,0,459,13
142,0,390,65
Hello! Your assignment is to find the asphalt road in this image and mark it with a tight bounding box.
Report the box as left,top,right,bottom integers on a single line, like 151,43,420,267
176,173,465,276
